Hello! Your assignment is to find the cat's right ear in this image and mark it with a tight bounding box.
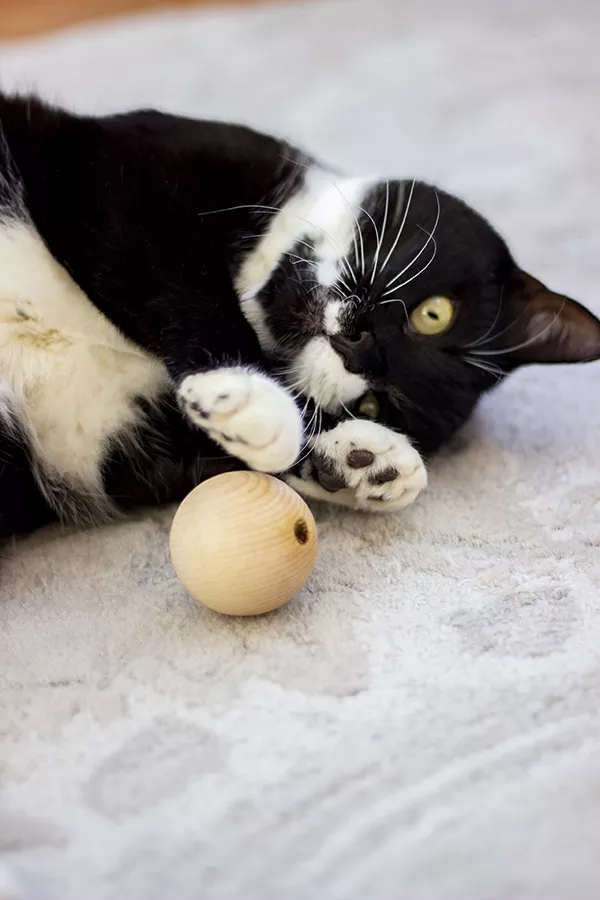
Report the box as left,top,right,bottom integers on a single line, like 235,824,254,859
505,269,600,366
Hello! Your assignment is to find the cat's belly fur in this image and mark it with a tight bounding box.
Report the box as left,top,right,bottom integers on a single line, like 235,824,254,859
0,220,170,494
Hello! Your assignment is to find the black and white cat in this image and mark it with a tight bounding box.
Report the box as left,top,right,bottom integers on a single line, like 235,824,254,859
1,94,599,539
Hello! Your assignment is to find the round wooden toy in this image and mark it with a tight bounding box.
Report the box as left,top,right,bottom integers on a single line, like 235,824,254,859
169,471,318,616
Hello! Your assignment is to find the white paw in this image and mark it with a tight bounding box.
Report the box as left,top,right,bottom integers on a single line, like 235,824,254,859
308,419,427,511
177,368,302,473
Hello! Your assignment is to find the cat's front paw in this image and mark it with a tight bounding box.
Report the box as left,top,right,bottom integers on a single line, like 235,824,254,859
178,368,302,473
307,419,427,511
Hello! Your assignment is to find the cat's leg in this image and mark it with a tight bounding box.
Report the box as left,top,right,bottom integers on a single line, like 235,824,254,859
285,418,427,512
160,326,301,474
176,367,303,474
100,255,303,474
111,289,304,475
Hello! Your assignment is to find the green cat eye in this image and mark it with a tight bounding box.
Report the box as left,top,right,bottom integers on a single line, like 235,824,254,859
410,295,455,336
357,392,380,420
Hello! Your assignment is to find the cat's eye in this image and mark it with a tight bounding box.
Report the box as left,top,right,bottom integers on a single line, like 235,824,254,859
409,295,455,336
357,392,380,420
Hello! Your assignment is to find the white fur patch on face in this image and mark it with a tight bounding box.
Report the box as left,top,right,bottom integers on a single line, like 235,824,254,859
288,336,367,413
316,257,339,288
306,173,374,282
235,167,374,351
234,184,315,307
323,299,348,336
0,221,169,511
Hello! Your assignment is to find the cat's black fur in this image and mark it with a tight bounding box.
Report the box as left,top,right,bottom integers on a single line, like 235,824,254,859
0,93,599,539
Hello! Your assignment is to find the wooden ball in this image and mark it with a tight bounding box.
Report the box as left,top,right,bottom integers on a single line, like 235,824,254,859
169,471,318,616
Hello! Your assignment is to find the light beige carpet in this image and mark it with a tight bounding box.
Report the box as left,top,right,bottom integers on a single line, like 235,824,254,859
1,1,600,898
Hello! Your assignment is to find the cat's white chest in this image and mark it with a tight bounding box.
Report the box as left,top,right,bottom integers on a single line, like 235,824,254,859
0,221,169,489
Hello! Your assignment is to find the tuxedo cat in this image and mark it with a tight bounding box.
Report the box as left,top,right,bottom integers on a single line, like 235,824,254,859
1,94,599,539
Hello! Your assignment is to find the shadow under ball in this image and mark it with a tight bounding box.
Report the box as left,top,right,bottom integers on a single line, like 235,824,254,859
169,471,318,616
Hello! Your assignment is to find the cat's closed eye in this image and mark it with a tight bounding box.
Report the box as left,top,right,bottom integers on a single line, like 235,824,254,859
409,296,455,336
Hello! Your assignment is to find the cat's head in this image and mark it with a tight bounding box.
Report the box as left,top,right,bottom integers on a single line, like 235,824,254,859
236,175,600,454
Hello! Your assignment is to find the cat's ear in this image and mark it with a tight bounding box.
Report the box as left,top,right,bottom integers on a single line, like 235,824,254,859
506,269,600,365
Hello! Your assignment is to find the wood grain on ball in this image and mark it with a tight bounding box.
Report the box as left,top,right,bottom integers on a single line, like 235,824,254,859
169,471,318,616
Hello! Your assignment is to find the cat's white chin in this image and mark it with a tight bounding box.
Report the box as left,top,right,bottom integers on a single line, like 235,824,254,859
287,336,367,413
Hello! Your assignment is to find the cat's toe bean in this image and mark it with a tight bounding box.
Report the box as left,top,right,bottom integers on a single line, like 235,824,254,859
312,453,348,492
369,466,398,485
359,454,427,510
317,471,348,492
346,449,376,468
188,401,209,419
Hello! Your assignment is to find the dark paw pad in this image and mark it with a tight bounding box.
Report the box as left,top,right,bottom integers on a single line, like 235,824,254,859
189,401,209,419
369,467,397,485
312,453,348,493
346,449,376,469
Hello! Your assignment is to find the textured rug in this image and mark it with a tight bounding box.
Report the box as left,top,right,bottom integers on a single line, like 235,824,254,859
1,1,600,898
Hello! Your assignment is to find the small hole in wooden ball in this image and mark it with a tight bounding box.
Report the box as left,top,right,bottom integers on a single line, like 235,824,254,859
294,519,309,545
169,471,318,616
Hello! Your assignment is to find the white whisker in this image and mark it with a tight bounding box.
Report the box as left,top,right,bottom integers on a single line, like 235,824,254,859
384,188,441,293
370,180,389,285
293,215,358,284
294,237,354,287
357,222,366,278
359,204,380,245
328,182,366,277
470,302,565,357
380,297,410,324
381,236,437,298
198,202,282,218
465,310,534,354
299,393,313,417
199,200,358,287
286,253,320,272
296,403,322,465
463,288,505,349
358,202,380,282
307,281,346,300
278,155,360,284
278,375,305,393
377,179,416,276
461,356,505,382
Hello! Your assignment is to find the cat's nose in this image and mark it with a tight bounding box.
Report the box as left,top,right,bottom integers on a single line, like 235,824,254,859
330,331,377,374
